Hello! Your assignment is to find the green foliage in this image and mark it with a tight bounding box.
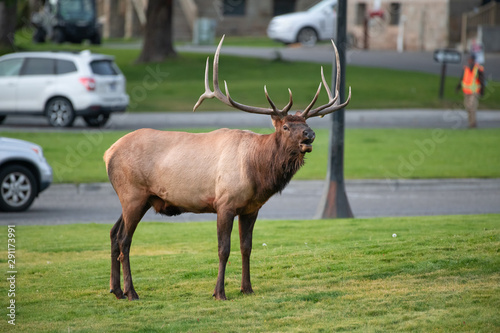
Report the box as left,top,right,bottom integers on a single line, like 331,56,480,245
0,215,498,332
1,128,499,183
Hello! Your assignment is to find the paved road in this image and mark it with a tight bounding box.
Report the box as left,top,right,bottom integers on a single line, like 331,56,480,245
2,179,499,226
2,109,500,130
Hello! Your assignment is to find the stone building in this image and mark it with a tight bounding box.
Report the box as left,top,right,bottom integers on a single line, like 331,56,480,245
346,0,486,51
98,0,497,51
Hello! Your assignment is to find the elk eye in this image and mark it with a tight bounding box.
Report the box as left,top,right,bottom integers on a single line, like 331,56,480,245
283,124,289,131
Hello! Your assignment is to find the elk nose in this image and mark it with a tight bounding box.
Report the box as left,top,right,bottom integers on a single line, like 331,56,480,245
304,129,315,141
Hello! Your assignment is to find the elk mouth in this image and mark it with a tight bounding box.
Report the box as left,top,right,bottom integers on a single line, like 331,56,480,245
299,139,314,153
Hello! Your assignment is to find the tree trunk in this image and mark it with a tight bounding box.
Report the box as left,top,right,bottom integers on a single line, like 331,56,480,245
136,0,176,63
0,0,18,50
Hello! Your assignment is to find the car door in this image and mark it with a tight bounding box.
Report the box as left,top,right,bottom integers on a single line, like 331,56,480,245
0,58,24,112
17,58,56,112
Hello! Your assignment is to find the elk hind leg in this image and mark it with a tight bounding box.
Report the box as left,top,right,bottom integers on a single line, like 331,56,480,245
239,211,257,294
119,199,150,301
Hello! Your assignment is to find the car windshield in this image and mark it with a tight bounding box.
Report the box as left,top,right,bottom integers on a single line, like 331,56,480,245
307,0,335,12
58,0,94,21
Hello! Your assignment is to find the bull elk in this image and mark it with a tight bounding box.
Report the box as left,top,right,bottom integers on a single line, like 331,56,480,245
104,35,351,301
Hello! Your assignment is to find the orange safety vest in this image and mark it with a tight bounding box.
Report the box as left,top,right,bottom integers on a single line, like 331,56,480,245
461,64,483,95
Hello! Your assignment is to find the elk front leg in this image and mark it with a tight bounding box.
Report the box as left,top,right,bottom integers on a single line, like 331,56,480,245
239,211,257,294
214,210,235,300
110,215,125,299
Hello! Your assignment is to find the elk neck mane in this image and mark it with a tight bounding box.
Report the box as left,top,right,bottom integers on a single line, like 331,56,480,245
247,129,305,201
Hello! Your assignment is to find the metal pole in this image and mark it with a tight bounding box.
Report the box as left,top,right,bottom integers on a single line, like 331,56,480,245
439,62,447,99
317,0,353,219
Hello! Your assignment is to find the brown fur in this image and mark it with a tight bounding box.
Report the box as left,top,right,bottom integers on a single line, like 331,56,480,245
105,114,315,301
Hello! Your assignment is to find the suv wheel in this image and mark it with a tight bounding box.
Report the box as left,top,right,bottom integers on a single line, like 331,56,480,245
0,165,38,212
83,114,109,127
33,27,46,43
90,32,101,45
53,28,65,44
297,27,318,47
46,97,75,127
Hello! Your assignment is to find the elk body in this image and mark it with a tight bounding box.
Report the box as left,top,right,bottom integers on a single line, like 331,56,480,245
105,36,351,301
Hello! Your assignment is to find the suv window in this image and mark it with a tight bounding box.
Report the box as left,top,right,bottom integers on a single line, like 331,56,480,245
90,60,118,75
0,58,24,76
21,58,55,75
56,59,77,74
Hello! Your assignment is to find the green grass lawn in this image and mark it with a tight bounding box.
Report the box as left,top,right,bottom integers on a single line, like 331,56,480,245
0,215,498,332
6,31,500,111
1,128,499,183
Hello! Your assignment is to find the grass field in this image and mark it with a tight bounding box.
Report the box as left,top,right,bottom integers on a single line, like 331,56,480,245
5,32,500,111
1,128,499,183
0,215,498,332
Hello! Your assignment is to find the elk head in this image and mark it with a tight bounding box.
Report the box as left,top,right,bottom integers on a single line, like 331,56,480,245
193,35,351,154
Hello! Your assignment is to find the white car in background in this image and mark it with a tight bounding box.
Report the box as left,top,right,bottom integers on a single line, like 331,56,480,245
267,0,337,46
0,50,129,127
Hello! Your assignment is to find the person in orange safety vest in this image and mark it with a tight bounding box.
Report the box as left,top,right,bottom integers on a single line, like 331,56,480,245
456,54,485,128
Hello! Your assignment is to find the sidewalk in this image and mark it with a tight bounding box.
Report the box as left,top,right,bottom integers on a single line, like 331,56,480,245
2,109,499,131
104,109,500,130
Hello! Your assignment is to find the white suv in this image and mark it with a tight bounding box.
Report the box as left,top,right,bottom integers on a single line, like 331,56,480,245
267,0,337,47
0,50,129,127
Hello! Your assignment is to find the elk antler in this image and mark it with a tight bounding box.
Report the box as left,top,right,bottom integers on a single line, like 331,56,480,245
193,35,293,118
299,40,352,119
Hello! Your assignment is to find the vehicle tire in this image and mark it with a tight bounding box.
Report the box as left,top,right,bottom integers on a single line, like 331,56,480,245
53,28,65,44
0,115,6,125
83,114,109,127
0,165,38,212
297,27,318,47
90,32,101,45
33,27,46,43
46,97,75,127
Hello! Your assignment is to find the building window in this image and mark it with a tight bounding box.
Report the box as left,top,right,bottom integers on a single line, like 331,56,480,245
273,0,296,16
356,3,366,25
223,0,246,16
389,3,401,25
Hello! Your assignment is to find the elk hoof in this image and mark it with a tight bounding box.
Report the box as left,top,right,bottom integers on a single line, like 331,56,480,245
110,288,126,300
240,288,254,295
213,292,227,301
124,290,139,301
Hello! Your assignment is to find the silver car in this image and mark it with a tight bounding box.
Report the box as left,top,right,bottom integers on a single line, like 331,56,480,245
0,137,53,212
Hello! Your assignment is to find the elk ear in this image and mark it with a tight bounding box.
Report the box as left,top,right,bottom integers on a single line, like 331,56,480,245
271,115,283,129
